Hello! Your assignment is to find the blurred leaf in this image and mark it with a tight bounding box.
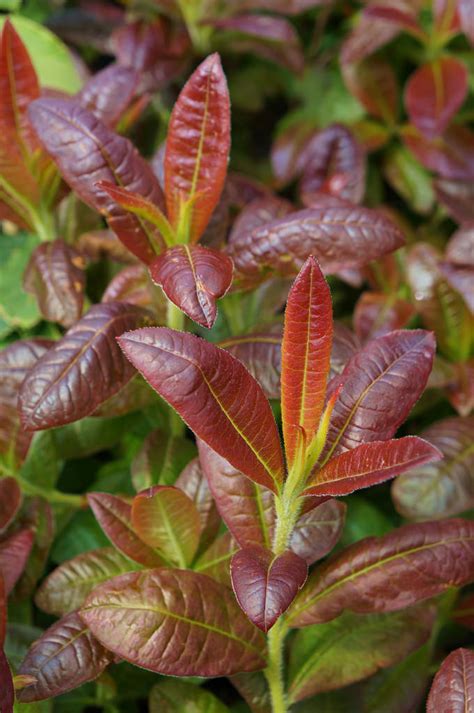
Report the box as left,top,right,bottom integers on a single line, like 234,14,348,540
0,233,40,329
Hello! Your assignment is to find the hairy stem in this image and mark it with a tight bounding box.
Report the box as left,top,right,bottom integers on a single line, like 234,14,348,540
265,618,289,713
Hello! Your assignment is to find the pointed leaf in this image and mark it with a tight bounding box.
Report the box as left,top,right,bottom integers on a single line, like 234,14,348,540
19,302,150,431
306,437,442,497
23,239,86,328
175,457,221,554
281,256,332,470
229,200,405,285
131,486,201,567
118,328,285,492
87,492,164,568
427,648,474,713
290,500,346,565
35,547,138,616
288,605,435,701
0,528,34,594
405,57,468,139
149,245,233,328
288,518,474,627
80,569,266,676
321,330,436,461
17,611,112,702
77,63,139,127
392,416,474,519
149,679,231,713
194,531,239,587
219,330,282,399
164,53,230,242
101,264,157,310
28,98,165,263
231,546,307,632
0,477,21,533
0,339,53,407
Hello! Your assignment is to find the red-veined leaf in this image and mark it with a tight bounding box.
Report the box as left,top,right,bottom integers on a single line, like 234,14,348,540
0,648,14,713
427,648,474,713
101,264,159,310
175,457,221,554
354,292,415,341
19,302,150,431
229,197,293,247
35,547,138,616
149,244,233,328
118,328,285,492
305,437,442,497
80,569,266,676
231,546,307,632
87,492,165,568
0,528,34,595
23,239,86,328
0,477,21,533
17,611,112,702
281,256,332,471
0,338,53,407
164,53,230,243
28,98,165,263
194,531,239,587
288,518,474,627
392,416,474,520
321,330,435,461
77,63,139,127
405,57,468,138
290,500,346,565
131,486,201,567
343,58,399,123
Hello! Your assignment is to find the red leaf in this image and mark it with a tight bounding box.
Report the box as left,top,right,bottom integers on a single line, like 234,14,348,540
290,500,346,565
354,292,415,341
175,457,221,553
101,264,157,310
118,328,285,492
427,648,474,713
405,57,468,139
164,53,230,243
0,528,34,594
0,649,14,713
305,437,442,497
87,492,165,568
19,302,150,431
80,569,266,676
271,122,315,186
341,13,401,65
321,330,435,460
17,611,112,702
149,245,233,328
220,329,282,400
402,125,474,181
364,3,422,34
435,178,474,223
0,338,53,407
28,98,165,263
288,518,474,626
343,59,399,123
281,256,332,471
77,63,139,127
0,477,22,533
231,546,307,632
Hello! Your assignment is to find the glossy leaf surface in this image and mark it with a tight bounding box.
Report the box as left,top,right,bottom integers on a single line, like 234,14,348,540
289,518,474,626
118,328,285,492
77,63,138,127
164,53,230,242
306,437,441,497
19,302,150,430
17,611,112,702
281,256,332,470
0,338,52,407
149,245,233,328
427,648,474,713
0,477,21,532
231,546,307,632
219,330,281,399
131,486,201,567
81,569,266,676
87,492,164,568
0,528,34,594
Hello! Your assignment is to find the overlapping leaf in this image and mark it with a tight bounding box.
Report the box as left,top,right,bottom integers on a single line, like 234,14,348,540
288,518,474,627
427,648,474,713
194,531,239,587
118,328,285,492
0,478,21,533
77,63,139,127
354,292,415,341
80,569,266,676
402,125,474,181
0,528,34,594
290,500,346,565
175,457,220,553
0,649,13,713
19,302,150,430
343,58,399,123
219,329,282,400
131,429,197,491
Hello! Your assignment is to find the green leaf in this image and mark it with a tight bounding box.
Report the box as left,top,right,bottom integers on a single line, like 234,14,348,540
20,431,62,490
131,429,197,490
51,414,140,460
339,496,394,547
50,510,109,564
149,680,230,713
0,16,82,93
0,233,40,329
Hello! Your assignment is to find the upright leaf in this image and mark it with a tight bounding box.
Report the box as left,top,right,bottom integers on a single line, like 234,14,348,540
149,245,233,328
19,302,150,430
281,256,332,471
0,528,34,594
80,569,266,676
288,518,474,626
17,612,112,702
118,328,285,492
175,457,220,553
427,648,474,713
164,53,230,242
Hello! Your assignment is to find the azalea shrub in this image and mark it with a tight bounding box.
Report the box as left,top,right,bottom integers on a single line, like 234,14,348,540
0,2,473,712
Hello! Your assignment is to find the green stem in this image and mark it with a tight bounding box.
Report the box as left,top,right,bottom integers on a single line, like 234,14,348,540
16,476,86,508
265,618,289,713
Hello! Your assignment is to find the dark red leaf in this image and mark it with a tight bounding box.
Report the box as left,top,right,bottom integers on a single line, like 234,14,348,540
0,338,53,407
0,477,22,533
219,329,282,400
402,125,474,181
290,499,346,565
305,437,441,497
23,239,86,328
17,611,112,702
28,98,165,263
0,528,34,594
453,593,474,631
0,648,14,713
149,245,233,328
364,3,422,34
288,518,474,626
118,328,285,492
164,53,230,243
329,323,361,380
231,546,307,632
80,569,266,676
229,196,293,248
19,302,150,431
175,458,221,553
271,122,316,186
101,264,159,310
77,63,139,127
435,178,474,223
427,648,474,713
354,292,415,341
87,492,165,568
405,57,468,138
77,229,137,264
343,58,399,123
